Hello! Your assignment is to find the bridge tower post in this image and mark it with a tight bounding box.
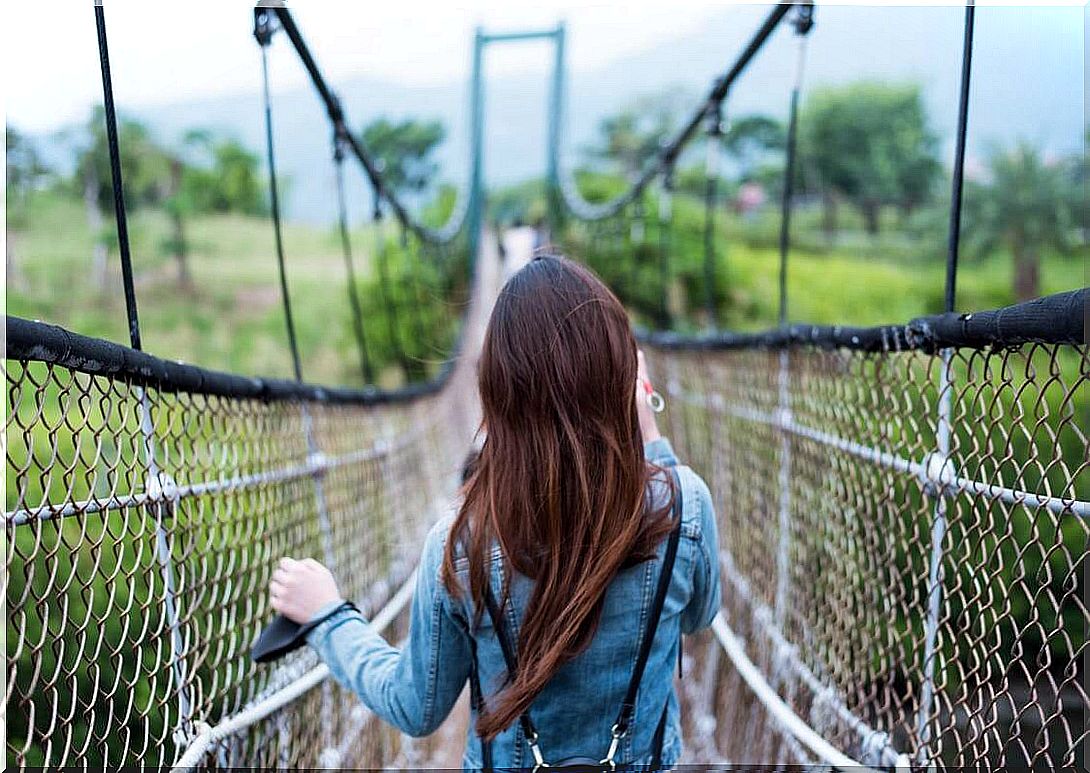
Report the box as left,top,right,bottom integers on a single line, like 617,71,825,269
465,24,568,258
546,23,566,242
468,27,486,262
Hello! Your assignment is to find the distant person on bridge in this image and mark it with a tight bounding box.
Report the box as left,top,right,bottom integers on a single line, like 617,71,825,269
269,254,720,770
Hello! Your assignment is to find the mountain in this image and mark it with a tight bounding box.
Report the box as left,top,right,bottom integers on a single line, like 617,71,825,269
38,5,1086,223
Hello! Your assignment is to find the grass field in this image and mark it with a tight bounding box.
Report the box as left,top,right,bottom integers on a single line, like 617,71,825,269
6,189,1085,387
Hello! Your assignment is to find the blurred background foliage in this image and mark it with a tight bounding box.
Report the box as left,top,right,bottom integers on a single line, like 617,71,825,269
7,77,1085,387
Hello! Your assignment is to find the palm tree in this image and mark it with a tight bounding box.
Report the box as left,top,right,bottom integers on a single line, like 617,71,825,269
965,142,1076,301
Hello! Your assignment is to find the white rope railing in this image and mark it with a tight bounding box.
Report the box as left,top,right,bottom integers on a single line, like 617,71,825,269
171,568,418,771
711,612,910,772
719,551,905,768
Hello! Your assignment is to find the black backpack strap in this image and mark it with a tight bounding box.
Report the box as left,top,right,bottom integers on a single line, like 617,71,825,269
610,467,683,743
649,700,670,770
482,573,547,767
468,638,493,771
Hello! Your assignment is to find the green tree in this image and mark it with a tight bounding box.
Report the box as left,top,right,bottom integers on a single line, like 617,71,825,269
74,107,169,212
6,127,49,207
800,81,941,235
69,108,169,287
585,92,687,180
360,118,445,195
7,127,51,289
964,142,1075,301
722,114,785,180
158,131,266,288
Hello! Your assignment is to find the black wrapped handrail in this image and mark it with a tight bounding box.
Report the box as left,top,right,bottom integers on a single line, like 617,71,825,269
6,316,459,406
640,288,1088,353
8,290,1084,403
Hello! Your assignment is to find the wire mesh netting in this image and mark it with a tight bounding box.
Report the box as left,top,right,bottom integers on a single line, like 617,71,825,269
4,233,496,769
4,353,480,767
654,339,1088,770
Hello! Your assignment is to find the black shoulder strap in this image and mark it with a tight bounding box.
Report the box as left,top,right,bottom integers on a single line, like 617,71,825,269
467,638,493,770
482,577,541,745
613,466,683,739
479,466,684,766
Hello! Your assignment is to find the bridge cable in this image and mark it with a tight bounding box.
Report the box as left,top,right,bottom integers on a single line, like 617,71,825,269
260,5,469,244
944,1,976,314
333,132,376,383
93,4,141,351
702,100,724,330
255,15,304,382
657,168,674,328
94,4,196,743
915,3,976,766
777,2,814,327
557,1,795,222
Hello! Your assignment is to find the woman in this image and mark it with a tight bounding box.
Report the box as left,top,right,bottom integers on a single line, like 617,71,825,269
270,254,720,769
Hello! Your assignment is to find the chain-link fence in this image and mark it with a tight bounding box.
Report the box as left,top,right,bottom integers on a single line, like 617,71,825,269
4,231,498,768
4,341,479,768
653,292,1088,770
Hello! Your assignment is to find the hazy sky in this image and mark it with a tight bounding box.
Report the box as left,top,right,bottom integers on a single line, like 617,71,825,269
6,0,1081,133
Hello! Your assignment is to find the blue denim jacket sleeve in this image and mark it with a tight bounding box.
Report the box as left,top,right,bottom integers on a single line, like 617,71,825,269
305,518,471,737
645,437,721,634
644,436,678,468
680,469,720,633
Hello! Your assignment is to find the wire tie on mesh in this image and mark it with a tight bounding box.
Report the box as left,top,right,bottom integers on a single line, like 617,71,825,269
175,721,211,752
146,471,180,505
307,451,329,477
858,730,892,768
771,636,798,684
809,684,836,735
919,450,958,498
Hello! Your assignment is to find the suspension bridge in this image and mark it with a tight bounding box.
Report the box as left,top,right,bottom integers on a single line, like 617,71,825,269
5,3,1088,770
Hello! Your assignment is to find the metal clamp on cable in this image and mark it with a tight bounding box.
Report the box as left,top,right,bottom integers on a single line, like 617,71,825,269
920,451,958,498
792,1,815,36
253,7,279,46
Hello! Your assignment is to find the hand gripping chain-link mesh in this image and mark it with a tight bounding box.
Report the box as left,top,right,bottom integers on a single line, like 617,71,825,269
656,338,1087,770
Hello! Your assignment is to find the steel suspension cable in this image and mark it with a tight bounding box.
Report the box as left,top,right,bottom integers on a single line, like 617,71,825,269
94,5,194,744
256,30,304,382
703,102,724,330
258,6,468,244
915,3,976,766
93,4,141,351
944,1,976,314
777,3,814,326
557,2,794,222
657,170,674,328
333,133,375,383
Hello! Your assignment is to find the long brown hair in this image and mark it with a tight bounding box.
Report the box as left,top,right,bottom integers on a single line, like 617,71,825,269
441,253,675,740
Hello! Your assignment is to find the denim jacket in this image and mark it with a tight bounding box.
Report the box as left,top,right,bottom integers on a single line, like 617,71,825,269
306,437,720,769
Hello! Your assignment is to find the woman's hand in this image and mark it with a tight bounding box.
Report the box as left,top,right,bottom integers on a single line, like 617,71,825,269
269,557,342,624
635,349,662,445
